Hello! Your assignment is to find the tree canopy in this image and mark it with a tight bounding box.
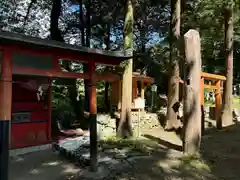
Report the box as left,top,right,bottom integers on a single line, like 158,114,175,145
1,0,240,112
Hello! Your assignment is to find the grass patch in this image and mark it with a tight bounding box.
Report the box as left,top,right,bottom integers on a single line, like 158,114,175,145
99,136,159,154
179,154,211,172
204,98,240,108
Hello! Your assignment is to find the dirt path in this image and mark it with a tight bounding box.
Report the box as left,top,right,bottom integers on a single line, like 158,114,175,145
111,123,240,180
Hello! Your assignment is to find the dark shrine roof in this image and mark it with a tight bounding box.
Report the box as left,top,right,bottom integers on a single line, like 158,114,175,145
0,31,132,60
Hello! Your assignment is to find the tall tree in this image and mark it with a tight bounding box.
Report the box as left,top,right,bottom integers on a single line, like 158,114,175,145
86,0,91,47
221,3,234,127
50,0,83,123
83,0,91,112
165,0,181,131
104,23,111,112
78,0,85,46
117,0,134,137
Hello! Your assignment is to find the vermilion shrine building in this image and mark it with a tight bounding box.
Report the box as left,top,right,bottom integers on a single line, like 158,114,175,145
110,72,154,111
0,31,131,178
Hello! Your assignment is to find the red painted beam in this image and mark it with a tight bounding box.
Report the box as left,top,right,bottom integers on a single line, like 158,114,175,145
53,56,61,71
1,44,122,66
12,66,90,79
13,66,120,82
93,73,120,82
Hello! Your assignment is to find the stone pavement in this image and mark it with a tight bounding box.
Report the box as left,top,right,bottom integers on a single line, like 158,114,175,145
54,135,153,179
9,150,81,180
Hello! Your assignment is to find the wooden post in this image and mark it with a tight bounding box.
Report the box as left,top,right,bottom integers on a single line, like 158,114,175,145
215,80,222,129
137,108,140,137
141,81,145,99
201,77,205,133
118,80,122,112
201,78,204,106
0,48,12,180
141,81,145,112
183,30,202,155
110,81,117,111
88,61,98,172
132,79,138,101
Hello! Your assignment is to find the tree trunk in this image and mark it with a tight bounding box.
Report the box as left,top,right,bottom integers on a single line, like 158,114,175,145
117,0,133,137
78,0,85,46
140,5,147,75
165,0,181,131
23,0,36,29
50,0,83,121
140,4,146,54
86,0,91,47
221,6,233,127
104,24,110,112
84,0,91,112
183,29,202,155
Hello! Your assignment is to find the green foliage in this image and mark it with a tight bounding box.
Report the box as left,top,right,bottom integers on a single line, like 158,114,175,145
51,90,76,123
2,0,240,112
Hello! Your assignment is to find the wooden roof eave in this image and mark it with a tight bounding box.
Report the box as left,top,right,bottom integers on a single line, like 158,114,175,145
132,72,154,84
0,31,132,62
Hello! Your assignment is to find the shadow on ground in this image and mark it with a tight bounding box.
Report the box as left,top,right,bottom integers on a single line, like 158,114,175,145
138,123,240,180
98,137,213,180
10,150,80,180
10,123,240,180
95,123,240,180
200,124,240,180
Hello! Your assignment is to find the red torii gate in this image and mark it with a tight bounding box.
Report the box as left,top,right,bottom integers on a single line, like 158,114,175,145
179,72,226,130
0,31,131,179
200,72,226,129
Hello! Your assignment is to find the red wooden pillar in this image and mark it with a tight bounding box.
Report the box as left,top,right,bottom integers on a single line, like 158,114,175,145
0,48,12,180
110,81,118,107
88,61,98,172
